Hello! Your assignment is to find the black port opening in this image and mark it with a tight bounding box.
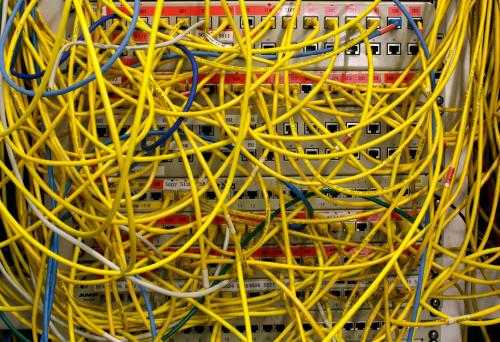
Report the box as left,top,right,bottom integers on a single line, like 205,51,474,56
138,193,147,201
263,324,273,332
266,152,274,161
410,17,423,29
151,192,163,201
296,291,304,299
251,325,258,333
370,43,381,55
371,321,381,330
290,191,298,199
408,43,419,55
241,150,256,161
387,43,401,55
194,326,204,333
275,324,285,332
267,190,276,198
284,122,295,135
247,191,258,199
368,148,381,159
202,152,212,160
97,127,108,137
346,45,360,55
324,42,334,50
187,154,194,162
387,147,397,156
221,150,231,157
353,152,360,160
326,122,339,132
182,328,191,334
249,291,260,298
218,17,230,28
409,148,417,159
205,84,216,94
346,122,357,128
304,44,317,52
200,125,214,136
367,123,380,134
222,326,229,333
119,126,129,135
356,322,366,330
344,290,352,297
344,322,354,331
236,325,245,332
304,124,317,134
207,191,216,200
302,323,312,331
331,290,341,297
356,222,368,231
261,42,276,55
305,148,318,155
301,84,313,93
241,16,255,29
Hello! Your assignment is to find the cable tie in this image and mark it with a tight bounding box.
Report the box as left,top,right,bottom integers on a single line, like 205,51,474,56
444,167,455,188
341,133,352,145
203,32,232,49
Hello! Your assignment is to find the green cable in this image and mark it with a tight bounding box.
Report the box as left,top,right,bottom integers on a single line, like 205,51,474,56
0,313,30,342
163,188,422,339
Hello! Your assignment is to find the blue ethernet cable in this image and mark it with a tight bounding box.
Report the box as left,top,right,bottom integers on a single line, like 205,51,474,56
21,2,61,338
139,276,157,338
140,44,199,152
392,1,436,340
0,0,139,97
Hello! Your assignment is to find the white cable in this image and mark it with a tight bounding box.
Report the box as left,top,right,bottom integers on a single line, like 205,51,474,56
102,332,126,342
48,20,205,88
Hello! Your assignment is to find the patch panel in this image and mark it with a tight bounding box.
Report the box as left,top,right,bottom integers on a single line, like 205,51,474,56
2,2,458,341
146,311,433,342
103,1,437,71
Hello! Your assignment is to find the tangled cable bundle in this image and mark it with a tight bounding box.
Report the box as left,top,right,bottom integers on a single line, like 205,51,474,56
0,0,498,341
